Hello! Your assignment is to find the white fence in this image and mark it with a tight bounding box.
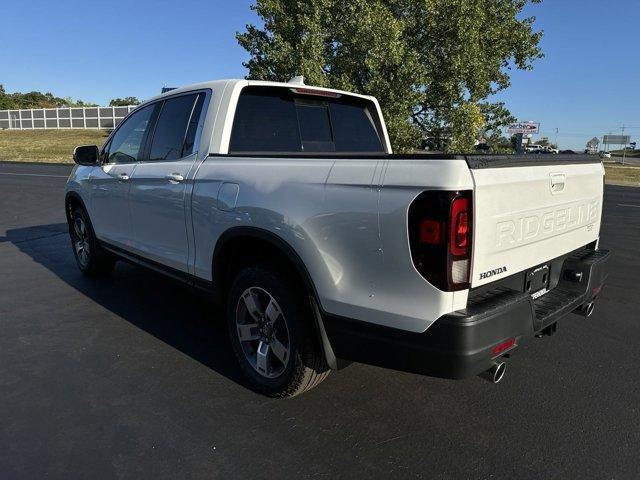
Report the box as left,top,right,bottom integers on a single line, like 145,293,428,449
0,105,138,130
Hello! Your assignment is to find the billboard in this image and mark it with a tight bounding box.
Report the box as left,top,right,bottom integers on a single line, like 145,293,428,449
603,135,630,144
507,122,540,134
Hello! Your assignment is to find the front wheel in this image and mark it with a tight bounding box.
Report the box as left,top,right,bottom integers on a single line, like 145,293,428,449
227,265,330,398
69,206,116,277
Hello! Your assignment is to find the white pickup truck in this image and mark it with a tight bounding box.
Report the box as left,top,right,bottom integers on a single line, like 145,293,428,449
66,78,609,397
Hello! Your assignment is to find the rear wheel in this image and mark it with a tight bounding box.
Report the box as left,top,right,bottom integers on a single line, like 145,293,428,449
227,264,330,398
69,206,116,277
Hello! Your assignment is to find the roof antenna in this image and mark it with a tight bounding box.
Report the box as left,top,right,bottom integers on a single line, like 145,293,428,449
287,76,305,85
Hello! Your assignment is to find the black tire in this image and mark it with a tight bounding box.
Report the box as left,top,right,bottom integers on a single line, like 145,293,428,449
227,264,330,398
69,206,116,277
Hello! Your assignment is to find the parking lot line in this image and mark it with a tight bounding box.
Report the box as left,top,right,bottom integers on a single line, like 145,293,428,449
0,172,68,178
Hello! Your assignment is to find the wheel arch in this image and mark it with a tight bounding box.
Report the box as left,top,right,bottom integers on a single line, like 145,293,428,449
65,192,102,249
65,191,88,222
212,226,319,304
212,226,339,370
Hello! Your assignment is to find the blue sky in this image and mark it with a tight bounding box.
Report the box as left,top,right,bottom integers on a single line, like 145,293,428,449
1,0,638,149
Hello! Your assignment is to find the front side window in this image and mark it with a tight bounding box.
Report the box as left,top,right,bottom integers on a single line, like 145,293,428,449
106,104,154,164
149,94,199,161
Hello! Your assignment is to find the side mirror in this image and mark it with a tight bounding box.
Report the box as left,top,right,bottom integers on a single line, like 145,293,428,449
73,145,100,166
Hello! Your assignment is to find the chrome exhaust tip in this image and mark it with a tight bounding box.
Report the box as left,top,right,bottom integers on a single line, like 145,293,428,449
479,361,506,384
585,302,595,318
577,301,595,318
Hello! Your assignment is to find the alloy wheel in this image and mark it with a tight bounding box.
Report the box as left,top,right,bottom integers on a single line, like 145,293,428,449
73,216,90,268
235,287,291,379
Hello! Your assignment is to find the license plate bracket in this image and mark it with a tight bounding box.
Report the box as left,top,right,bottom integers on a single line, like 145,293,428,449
525,264,550,298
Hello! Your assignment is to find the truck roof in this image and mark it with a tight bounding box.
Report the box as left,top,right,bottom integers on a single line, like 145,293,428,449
138,78,391,156
144,79,377,104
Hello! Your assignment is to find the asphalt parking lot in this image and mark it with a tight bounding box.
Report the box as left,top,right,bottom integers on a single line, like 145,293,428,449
1,161,639,479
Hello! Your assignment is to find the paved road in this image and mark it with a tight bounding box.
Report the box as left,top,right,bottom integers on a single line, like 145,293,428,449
614,156,640,167
1,162,639,479
605,156,640,167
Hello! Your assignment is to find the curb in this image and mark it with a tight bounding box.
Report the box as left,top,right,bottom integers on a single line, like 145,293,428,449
605,180,640,188
0,160,73,166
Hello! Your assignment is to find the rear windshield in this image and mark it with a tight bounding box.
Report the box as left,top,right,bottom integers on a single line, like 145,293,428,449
228,86,385,154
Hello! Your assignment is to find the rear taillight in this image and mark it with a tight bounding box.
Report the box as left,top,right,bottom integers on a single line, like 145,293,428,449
408,190,473,291
450,197,469,255
420,219,442,244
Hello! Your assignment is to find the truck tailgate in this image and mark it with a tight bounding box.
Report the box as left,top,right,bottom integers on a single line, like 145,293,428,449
466,156,604,288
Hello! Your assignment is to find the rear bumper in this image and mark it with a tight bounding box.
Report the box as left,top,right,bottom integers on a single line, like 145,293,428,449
323,248,610,379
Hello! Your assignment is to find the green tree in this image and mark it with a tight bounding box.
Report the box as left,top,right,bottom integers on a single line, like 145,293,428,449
10,91,63,108
0,86,96,109
238,0,543,152
0,84,13,109
109,97,141,106
484,132,514,154
448,101,485,152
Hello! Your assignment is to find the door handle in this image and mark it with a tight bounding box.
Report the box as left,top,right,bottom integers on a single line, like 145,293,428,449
118,173,130,182
166,173,185,183
550,173,566,193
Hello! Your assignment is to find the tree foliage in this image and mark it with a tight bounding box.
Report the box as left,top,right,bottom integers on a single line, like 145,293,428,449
0,85,142,109
0,85,11,110
484,132,515,154
109,97,141,106
0,84,96,109
237,0,543,152
448,101,485,153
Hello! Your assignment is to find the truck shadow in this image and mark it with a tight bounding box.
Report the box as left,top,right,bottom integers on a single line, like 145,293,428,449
5,223,248,389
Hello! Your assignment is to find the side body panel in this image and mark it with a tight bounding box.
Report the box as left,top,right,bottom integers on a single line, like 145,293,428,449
192,155,474,333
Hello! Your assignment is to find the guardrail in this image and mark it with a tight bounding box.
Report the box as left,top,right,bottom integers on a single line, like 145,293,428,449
0,105,137,130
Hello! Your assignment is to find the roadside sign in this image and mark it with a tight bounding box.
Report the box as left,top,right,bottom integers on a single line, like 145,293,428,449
603,135,630,144
507,122,540,134
586,137,599,148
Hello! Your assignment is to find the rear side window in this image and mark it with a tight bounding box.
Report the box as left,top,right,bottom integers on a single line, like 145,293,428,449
228,87,385,154
183,93,205,155
148,93,200,161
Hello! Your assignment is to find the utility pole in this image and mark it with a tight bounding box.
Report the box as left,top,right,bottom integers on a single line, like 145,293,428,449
554,128,559,149
621,124,627,165
515,133,524,154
